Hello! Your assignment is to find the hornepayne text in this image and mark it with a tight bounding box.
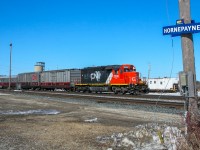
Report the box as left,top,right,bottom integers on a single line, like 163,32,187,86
163,24,200,35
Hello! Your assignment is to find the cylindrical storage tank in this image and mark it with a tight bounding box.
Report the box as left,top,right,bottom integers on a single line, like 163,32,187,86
34,62,45,72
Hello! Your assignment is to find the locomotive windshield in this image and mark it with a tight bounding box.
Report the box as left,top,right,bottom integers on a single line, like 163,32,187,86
124,65,136,72
131,65,136,72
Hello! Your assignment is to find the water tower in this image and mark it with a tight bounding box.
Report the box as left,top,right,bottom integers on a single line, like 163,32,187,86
34,62,45,72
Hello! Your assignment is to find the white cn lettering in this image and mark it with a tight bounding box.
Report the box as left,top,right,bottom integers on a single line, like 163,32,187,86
90,71,101,81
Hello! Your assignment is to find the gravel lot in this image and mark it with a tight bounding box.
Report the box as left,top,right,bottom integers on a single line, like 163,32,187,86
0,91,184,150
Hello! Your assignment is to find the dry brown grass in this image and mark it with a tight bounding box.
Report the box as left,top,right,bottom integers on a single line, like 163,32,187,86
177,111,200,150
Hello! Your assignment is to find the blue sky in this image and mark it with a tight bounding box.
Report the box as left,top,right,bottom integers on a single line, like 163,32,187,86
0,0,200,80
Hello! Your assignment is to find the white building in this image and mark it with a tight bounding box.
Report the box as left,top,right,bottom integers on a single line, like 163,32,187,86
147,77,179,92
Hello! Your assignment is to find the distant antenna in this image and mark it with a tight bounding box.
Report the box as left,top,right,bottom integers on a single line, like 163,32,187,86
148,64,151,79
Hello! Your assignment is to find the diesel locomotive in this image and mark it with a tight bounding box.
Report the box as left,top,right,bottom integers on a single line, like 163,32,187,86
76,64,148,94
0,64,149,94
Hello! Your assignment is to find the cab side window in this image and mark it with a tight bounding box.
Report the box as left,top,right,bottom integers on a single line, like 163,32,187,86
124,68,130,72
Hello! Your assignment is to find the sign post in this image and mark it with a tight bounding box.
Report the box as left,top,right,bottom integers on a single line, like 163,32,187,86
163,0,198,132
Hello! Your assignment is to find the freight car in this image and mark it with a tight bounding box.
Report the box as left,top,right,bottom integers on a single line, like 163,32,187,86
0,76,17,89
17,69,81,90
75,64,149,94
17,72,40,89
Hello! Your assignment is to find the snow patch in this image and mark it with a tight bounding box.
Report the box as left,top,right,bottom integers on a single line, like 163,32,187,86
147,92,181,96
84,117,97,123
0,109,60,115
0,93,11,96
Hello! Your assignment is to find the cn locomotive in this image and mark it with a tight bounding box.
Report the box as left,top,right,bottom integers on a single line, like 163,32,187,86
76,64,148,94
0,64,149,94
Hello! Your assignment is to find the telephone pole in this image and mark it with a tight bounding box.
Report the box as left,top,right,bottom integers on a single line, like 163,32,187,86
178,0,198,114
9,43,12,90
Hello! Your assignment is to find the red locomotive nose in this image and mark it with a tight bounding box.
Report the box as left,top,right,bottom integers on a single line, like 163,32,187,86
125,72,139,85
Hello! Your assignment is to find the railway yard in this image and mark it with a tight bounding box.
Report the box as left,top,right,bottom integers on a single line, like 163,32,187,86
0,90,192,150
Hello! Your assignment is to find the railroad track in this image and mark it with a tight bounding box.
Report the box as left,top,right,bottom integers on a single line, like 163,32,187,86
2,90,185,110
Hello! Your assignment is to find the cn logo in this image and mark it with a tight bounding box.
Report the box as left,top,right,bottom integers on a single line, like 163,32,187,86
132,77,136,82
32,74,37,80
90,71,101,81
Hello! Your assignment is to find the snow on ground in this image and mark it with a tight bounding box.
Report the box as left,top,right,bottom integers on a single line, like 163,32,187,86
0,109,60,115
97,123,185,150
84,118,98,123
0,93,11,96
148,92,200,97
147,92,181,96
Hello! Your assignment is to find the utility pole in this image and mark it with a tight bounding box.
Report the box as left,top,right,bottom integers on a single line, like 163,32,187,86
178,0,198,115
9,43,12,90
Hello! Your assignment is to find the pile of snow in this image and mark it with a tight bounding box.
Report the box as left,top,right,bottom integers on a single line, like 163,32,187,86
96,123,184,150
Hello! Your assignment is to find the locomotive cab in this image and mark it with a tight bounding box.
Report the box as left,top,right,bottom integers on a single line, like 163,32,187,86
110,64,148,94
110,64,139,85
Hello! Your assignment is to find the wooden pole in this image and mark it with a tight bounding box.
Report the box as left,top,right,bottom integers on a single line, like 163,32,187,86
178,0,198,116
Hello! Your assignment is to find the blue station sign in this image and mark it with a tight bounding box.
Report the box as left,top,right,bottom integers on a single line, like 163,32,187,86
163,22,200,37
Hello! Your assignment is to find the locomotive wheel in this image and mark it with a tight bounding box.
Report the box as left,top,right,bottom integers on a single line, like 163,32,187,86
114,89,118,94
120,87,127,95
